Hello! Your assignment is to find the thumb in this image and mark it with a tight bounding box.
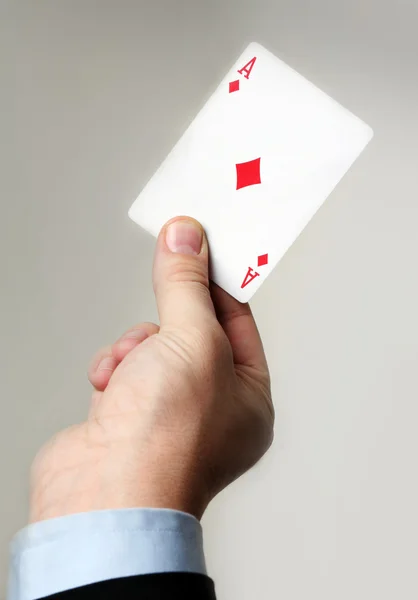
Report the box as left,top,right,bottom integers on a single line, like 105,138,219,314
153,216,215,328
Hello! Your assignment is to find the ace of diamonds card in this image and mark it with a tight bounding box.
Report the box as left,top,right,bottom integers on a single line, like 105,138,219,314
129,42,373,303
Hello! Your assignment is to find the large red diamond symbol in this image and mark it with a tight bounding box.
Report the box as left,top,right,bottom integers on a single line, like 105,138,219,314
229,80,240,93
236,158,261,190
257,253,268,267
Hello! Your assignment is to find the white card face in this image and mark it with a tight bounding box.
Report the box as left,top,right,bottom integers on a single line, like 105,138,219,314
129,42,373,303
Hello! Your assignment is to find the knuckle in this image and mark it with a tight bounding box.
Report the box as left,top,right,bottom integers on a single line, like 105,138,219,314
160,320,229,375
165,258,209,288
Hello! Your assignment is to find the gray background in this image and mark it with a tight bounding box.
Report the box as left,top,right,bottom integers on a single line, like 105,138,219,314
3,1,418,598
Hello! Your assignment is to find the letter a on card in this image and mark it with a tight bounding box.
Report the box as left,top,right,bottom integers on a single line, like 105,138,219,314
238,56,257,79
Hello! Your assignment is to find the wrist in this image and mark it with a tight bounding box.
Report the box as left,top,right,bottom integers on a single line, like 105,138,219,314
30,436,208,523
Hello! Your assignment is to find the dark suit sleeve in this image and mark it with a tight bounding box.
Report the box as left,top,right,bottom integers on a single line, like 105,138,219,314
37,572,216,600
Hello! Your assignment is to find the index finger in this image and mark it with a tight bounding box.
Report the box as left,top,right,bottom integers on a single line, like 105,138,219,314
210,282,269,373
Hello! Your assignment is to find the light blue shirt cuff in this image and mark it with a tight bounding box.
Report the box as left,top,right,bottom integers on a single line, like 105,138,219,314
8,508,207,600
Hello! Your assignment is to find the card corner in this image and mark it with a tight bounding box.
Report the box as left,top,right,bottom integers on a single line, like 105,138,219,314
127,206,136,222
366,124,374,141
247,41,264,54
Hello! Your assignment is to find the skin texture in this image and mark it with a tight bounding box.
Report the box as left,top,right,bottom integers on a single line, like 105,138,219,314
30,217,275,522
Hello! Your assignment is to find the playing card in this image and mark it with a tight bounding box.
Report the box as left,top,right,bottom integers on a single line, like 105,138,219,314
129,42,373,303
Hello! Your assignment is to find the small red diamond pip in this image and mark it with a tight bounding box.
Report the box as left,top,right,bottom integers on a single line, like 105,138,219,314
257,254,268,267
229,79,240,93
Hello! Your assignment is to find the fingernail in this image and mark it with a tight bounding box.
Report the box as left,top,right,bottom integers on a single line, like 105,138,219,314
120,329,145,340
118,329,148,346
98,356,115,372
166,220,203,255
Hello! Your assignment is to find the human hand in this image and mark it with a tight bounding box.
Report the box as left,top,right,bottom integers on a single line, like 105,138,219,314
30,217,274,522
